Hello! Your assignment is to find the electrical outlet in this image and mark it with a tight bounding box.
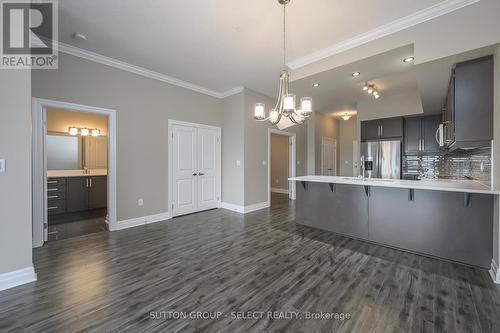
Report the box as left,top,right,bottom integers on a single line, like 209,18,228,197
0,159,5,173
138,198,144,206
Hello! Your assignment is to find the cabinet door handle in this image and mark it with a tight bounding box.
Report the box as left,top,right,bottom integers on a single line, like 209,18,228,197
86,178,89,187
48,195,58,199
47,188,58,192
89,178,92,187
198,173,205,176
47,181,58,184
48,206,58,210
422,138,425,151
380,125,383,137
193,173,198,176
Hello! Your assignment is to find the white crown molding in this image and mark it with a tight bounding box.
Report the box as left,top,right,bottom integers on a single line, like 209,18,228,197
54,40,243,99
111,212,171,231
0,266,37,292
287,0,480,70
220,86,245,98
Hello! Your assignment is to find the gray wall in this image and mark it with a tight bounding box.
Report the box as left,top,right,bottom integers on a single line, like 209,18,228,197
0,70,32,274
339,116,358,177
222,93,245,206
314,112,339,175
32,53,222,221
243,88,307,206
271,134,289,190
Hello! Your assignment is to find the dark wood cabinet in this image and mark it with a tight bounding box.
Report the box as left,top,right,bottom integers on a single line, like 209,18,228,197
404,115,441,154
422,116,441,153
453,56,493,147
89,176,107,209
48,176,107,218
442,56,493,150
361,117,403,141
404,117,421,154
361,120,380,140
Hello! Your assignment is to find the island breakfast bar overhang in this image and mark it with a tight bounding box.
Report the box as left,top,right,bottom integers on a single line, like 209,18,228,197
290,176,500,269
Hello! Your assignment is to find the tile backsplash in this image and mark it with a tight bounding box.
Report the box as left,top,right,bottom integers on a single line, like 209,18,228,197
403,147,491,185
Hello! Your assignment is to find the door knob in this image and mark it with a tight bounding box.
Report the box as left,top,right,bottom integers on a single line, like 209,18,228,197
198,173,205,176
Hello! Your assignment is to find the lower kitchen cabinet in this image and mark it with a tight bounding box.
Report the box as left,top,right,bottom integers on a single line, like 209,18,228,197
296,182,493,268
368,187,492,268
296,182,369,239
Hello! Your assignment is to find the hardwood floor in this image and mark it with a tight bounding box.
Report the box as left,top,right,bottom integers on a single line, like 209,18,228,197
48,217,107,241
1,193,500,332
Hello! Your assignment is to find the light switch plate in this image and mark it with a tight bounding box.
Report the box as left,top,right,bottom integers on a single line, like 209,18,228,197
236,160,241,167
262,160,267,166
138,198,144,206
0,159,5,173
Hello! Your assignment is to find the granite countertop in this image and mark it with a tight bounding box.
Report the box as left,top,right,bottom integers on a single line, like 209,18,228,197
289,175,498,195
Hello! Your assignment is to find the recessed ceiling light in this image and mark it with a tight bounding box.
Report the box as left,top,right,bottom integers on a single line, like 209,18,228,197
312,83,320,87
403,56,415,63
352,72,360,77
72,32,87,41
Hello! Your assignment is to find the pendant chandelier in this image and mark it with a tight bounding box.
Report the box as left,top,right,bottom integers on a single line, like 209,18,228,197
254,0,312,125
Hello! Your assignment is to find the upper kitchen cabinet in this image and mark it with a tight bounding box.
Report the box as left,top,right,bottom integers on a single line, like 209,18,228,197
443,56,493,150
404,115,441,154
361,117,403,141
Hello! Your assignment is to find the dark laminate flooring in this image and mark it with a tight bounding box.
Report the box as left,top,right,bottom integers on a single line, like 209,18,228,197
1,193,500,332
48,217,108,241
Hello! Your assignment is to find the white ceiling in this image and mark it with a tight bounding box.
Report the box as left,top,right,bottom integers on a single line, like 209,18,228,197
290,44,497,116
290,45,418,113
59,0,450,96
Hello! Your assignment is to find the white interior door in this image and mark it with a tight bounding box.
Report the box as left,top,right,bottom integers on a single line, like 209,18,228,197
321,137,336,176
172,125,197,216
196,128,218,211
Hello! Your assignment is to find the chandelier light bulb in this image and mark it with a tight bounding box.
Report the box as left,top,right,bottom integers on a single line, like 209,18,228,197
269,109,279,123
300,97,312,116
363,84,368,91
367,87,373,94
375,94,380,99
283,94,296,112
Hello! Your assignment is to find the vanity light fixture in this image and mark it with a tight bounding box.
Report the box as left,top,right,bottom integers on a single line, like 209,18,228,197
403,56,415,63
69,127,78,136
91,128,101,137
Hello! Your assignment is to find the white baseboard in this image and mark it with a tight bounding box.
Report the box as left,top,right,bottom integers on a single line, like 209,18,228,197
220,201,270,214
0,266,37,292
271,187,289,194
112,212,171,231
490,259,500,284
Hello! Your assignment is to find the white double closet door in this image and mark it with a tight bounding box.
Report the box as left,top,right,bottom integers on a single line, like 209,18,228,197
172,124,220,217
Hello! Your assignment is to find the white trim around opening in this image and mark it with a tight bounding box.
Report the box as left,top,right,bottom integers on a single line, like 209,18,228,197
268,128,297,205
31,98,118,247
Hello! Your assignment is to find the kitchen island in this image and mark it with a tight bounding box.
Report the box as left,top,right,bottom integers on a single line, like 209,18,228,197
290,175,498,268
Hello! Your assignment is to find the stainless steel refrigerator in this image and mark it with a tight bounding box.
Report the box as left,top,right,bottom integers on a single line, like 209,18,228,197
360,140,401,179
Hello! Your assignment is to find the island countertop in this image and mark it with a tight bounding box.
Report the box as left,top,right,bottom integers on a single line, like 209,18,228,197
289,175,499,195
